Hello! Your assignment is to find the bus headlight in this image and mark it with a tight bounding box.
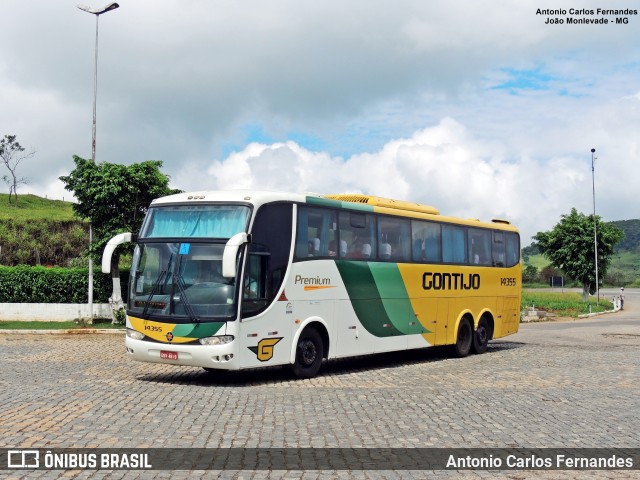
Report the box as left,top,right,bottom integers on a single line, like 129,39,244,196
199,335,234,346
126,328,145,341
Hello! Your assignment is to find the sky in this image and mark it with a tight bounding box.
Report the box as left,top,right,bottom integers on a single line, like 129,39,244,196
1,0,639,244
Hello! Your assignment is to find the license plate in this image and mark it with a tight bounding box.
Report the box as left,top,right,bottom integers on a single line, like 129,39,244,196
160,350,178,360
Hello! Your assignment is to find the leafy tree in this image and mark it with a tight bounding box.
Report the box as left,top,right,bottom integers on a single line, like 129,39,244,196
60,156,181,322
522,265,539,284
532,208,624,301
0,135,34,204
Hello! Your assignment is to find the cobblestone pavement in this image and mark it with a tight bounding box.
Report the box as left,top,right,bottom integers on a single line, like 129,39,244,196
1,290,639,479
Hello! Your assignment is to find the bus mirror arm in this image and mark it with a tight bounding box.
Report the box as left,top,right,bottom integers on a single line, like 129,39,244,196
101,232,133,274
222,232,249,278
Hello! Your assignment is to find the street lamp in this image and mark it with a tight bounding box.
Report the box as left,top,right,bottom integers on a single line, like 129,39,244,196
77,2,119,162
78,2,119,321
591,148,599,305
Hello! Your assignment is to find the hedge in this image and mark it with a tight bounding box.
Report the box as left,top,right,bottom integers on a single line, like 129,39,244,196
0,266,129,303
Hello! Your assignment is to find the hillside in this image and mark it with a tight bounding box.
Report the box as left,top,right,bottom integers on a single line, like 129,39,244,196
0,193,77,221
612,219,640,252
0,194,87,266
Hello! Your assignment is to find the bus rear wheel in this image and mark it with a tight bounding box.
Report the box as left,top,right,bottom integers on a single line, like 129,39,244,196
472,317,490,354
452,317,472,357
290,326,324,379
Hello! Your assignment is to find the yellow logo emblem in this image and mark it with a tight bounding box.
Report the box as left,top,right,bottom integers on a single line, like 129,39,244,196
249,337,283,362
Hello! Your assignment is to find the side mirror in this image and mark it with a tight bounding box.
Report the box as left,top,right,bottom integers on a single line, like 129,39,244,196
101,232,132,273
222,232,248,278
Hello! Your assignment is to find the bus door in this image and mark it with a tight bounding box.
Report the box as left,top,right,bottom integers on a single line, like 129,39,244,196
238,250,292,368
502,296,520,336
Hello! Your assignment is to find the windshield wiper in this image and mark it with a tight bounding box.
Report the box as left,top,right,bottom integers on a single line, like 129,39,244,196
141,252,173,319
173,275,200,323
172,254,200,323
141,270,166,319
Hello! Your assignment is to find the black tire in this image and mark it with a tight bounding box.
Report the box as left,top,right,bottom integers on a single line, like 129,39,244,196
472,317,490,354
290,327,324,379
452,317,473,357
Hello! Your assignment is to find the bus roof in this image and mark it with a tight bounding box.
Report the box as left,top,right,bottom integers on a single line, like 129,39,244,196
149,190,309,208
149,190,518,232
324,193,440,215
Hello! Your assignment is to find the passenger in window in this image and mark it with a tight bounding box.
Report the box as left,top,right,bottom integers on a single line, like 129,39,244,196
328,240,337,256
339,240,348,257
348,237,364,258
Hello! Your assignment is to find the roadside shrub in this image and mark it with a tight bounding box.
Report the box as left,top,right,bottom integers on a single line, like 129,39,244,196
522,265,539,284
0,266,129,303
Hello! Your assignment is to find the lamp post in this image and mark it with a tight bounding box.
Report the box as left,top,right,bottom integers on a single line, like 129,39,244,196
78,2,119,320
591,148,599,305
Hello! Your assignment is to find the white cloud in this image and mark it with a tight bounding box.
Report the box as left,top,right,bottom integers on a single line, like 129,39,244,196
207,117,609,243
0,0,638,245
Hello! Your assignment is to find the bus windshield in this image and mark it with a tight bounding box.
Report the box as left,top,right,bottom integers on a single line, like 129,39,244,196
140,204,251,239
128,242,238,321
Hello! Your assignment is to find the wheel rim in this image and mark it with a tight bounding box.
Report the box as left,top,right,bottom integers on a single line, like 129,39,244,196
477,325,488,344
458,321,472,351
299,339,317,366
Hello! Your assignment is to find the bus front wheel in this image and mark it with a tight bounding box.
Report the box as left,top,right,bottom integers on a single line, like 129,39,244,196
472,317,490,354
452,317,473,357
290,326,324,379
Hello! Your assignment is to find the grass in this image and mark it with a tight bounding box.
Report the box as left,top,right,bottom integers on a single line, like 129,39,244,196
524,254,549,270
522,290,613,317
0,319,124,330
0,193,78,221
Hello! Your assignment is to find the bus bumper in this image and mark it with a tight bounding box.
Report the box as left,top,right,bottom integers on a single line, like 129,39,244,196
124,336,240,370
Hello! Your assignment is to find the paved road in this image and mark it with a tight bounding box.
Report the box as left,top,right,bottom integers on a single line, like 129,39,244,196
1,290,639,479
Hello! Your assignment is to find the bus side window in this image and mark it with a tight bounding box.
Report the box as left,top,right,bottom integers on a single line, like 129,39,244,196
505,232,520,267
468,229,492,266
378,217,410,261
412,221,441,263
242,249,270,316
295,206,336,258
442,224,467,264
338,211,376,259
492,231,505,267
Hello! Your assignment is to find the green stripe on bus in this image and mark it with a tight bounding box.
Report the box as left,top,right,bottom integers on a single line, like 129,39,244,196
369,263,429,335
335,260,403,337
306,196,374,212
336,260,403,337
170,322,225,339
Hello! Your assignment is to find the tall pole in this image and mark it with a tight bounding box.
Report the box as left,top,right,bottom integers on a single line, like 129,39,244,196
91,13,99,162
591,148,599,305
78,3,120,321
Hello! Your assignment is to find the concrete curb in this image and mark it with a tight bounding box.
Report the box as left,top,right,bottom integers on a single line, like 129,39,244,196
0,329,125,335
577,308,619,318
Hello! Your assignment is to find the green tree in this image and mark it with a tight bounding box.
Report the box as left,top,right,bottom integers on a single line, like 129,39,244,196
59,156,180,322
532,208,624,301
522,264,539,284
0,135,34,204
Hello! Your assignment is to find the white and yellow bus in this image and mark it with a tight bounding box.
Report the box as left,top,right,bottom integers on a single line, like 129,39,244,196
102,191,521,378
